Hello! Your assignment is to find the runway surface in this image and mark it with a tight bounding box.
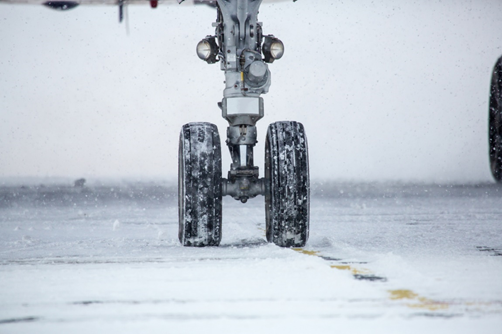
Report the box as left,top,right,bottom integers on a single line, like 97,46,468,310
1,180,501,333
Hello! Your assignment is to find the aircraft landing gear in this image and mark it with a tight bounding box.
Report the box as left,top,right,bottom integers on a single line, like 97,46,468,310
178,0,309,247
178,122,222,246
265,122,309,247
489,55,502,182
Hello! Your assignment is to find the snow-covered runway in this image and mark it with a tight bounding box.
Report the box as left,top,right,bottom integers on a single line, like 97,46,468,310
1,181,501,333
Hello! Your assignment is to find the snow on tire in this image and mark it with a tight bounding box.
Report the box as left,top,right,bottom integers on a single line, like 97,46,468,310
178,122,222,246
489,55,502,182
265,121,310,247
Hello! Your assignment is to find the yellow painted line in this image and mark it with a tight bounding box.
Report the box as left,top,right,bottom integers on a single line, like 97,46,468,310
330,265,370,275
389,289,418,300
292,248,320,256
331,264,352,271
293,248,450,312
293,248,371,275
292,248,500,313
389,289,449,311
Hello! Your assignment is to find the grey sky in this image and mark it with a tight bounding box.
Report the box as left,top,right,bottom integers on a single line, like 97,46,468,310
1,0,501,182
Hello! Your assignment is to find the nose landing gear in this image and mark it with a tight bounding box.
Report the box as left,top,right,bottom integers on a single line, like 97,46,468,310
178,0,309,247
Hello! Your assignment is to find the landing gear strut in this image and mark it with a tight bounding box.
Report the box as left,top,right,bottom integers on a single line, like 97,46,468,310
178,0,309,247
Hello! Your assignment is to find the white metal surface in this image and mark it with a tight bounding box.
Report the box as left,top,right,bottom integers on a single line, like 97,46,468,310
226,97,260,115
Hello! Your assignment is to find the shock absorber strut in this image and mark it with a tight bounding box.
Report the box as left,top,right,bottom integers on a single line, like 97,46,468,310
196,0,285,203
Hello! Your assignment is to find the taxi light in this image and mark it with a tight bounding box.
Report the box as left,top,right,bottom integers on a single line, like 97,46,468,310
262,36,284,63
196,37,219,64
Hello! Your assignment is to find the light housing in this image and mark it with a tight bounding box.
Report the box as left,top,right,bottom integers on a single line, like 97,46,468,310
262,36,284,63
196,37,219,64
43,1,79,10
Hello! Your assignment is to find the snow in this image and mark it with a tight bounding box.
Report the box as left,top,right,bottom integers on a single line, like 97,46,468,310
1,181,501,333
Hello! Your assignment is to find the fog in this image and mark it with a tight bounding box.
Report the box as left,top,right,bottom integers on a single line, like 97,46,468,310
1,0,501,182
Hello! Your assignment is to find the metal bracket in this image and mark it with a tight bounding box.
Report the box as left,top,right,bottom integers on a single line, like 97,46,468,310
222,175,265,203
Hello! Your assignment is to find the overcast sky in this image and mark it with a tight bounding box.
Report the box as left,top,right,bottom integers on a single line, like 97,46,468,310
1,0,501,182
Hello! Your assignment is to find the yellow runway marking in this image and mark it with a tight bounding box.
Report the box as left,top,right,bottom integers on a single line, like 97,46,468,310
293,248,371,274
330,264,352,271
293,248,451,312
330,265,370,275
389,289,449,311
389,289,418,300
292,248,320,256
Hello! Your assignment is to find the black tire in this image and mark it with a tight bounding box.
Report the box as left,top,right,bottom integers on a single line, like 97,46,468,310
178,122,222,246
490,56,502,182
265,121,310,247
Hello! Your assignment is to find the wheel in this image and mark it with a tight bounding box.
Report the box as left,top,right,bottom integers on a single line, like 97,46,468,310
265,121,310,247
489,56,502,182
178,122,222,246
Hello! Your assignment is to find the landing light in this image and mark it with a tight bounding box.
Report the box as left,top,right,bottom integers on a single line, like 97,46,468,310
262,36,284,63
196,37,219,64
